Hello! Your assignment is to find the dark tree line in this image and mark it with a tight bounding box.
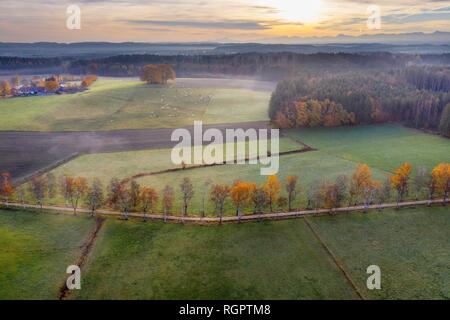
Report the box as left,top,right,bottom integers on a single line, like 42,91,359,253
2,52,450,82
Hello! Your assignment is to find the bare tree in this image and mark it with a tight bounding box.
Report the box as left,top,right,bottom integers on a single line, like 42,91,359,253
17,186,26,208
85,178,104,217
362,181,380,212
59,175,70,207
46,173,57,198
251,187,267,218
130,180,141,211
210,184,230,224
427,173,437,206
117,186,132,220
377,178,392,210
107,178,121,207
162,185,175,223
29,176,47,209
285,176,298,212
201,178,212,217
413,167,428,200
335,175,349,209
307,180,321,210
180,177,194,216
140,187,158,222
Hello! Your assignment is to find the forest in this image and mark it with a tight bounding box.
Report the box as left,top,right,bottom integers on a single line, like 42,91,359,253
269,67,450,136
2,52,450,80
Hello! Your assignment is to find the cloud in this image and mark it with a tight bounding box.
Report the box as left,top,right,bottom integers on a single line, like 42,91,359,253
384,12,450,24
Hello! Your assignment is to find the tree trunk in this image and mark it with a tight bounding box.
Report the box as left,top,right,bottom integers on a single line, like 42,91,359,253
237,207,241,223
201,195,206,218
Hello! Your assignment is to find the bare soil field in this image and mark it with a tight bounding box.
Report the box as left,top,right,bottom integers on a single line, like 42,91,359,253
0,121,269,182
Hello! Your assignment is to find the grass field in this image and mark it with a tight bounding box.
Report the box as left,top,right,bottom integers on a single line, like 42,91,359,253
1,206,447,300
24,137,305,211
310,206,450,300
284,124,450,173
0,209,95,299
35,123,449,215
71,217,357,300
0,78,271,131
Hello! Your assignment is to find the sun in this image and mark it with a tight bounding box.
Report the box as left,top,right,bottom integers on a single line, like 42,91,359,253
271,0,324,23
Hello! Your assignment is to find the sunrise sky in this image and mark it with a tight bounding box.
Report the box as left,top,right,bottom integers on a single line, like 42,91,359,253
1,0,450,42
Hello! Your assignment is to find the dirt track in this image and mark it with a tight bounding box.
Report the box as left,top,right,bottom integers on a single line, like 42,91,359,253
3,198,448,224
0,121,270,182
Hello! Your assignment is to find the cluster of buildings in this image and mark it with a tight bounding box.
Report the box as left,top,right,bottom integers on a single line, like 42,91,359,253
5,75,84,97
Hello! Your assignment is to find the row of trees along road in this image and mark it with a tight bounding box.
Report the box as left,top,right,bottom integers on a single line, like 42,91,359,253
1,163,449,222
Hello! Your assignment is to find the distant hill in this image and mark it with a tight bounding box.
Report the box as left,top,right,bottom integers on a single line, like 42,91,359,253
0,32,449,58
259,31,450,45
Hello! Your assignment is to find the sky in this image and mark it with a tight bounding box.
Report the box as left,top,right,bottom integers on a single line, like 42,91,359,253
1,0,450,42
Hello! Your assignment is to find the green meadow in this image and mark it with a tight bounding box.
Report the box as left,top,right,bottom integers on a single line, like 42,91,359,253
35,123,449,215
310,206,450,300
0,209,94,299
0,78,270,131
1,206,448,300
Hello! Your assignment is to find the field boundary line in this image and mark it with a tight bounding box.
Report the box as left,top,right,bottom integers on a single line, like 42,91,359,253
58,217,105,300
13,152,80,187
2,199,448,224
280,130,315,149
120,147,317,185
303,217,366,300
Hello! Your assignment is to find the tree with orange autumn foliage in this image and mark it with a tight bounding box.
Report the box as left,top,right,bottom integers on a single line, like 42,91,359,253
45,79,59,92
274,112,292,129
230,181,255,220
0,172,14,205
66,177,88,214
0,80,11,97
263,175,281,212
350,164,373,205
81,75,98,88
141,64,176,85
391,163,412,206
431,163,450,202
322,181,339,211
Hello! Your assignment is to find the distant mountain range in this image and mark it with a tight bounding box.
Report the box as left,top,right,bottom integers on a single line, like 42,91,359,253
257,31,450,45
0,32,449,58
